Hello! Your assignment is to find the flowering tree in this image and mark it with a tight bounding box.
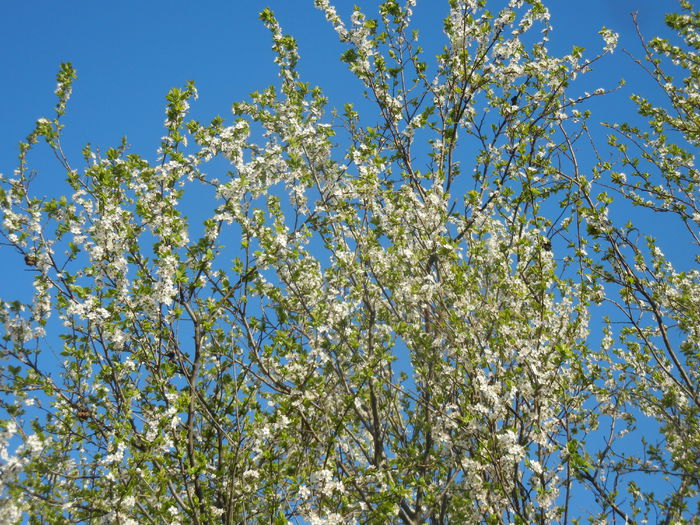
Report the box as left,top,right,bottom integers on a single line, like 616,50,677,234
0,0,697,523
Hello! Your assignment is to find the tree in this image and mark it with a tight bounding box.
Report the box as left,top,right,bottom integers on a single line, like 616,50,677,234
0,0,697,523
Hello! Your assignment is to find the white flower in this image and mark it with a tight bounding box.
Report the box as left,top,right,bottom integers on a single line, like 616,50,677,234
243,469,260,481
297,484,311,498
600,27,619,53
22,434,43,455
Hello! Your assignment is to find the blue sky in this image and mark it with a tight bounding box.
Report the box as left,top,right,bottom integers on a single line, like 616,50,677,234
0,0,686,304
0,1,692,519
0,0,675,166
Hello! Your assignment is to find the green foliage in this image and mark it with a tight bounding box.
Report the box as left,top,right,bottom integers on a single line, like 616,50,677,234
0,1,698,524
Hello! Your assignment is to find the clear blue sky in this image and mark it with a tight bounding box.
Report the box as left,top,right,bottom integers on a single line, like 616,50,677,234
0,1,689,518
0,0,683,299
0,0,674,166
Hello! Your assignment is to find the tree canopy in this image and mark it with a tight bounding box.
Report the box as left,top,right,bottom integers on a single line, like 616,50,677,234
1,1,698,523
